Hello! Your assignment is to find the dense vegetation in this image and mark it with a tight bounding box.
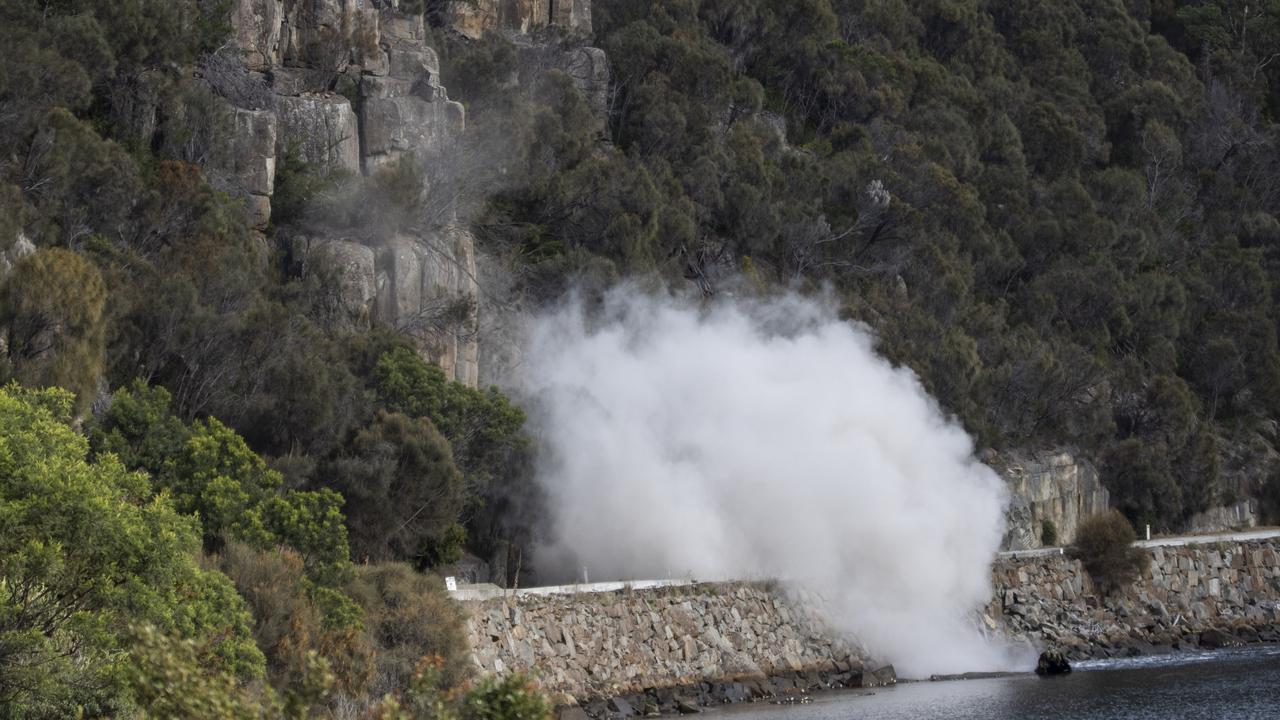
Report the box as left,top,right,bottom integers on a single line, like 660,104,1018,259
0,0,536,713
3,0,1280,711
428,0,1280,531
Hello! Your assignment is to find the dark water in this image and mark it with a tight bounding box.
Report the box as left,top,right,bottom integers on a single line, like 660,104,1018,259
706,646,1280,720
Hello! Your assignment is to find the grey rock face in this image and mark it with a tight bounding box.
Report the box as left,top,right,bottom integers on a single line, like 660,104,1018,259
274,94,362,175
375,228,480,386
214,1,598,387
305,239,377,328
445,0,594,40
360,90,462,171
994,449,1110,550
280,0,356,70
232,0,284,71
228,108,278,229
1188,499,1259,534
295,229,478,386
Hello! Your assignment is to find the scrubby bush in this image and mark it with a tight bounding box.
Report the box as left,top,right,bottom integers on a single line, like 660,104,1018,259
347,563,473,696
323,411,467,564
0,248,107,412
218,542,375,696
1071,510,1148,595
1040,518,1058,547
458,673,553,720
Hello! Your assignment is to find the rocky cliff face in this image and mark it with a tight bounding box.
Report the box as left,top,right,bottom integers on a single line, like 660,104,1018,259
214,0,607,387
219,0,480,384
444,0,592,40
992,449,1110,550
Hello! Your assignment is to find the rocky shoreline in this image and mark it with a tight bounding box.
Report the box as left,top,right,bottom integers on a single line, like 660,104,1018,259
561,663,898,720
990,540,1280,661
467,539,1280,719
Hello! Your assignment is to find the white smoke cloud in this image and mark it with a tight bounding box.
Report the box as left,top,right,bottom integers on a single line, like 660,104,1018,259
516,287,1024,677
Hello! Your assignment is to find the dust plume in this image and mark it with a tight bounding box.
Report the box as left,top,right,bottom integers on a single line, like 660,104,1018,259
517,287,1027,677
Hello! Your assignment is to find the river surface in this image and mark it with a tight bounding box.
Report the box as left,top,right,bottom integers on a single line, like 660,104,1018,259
705,646,1280,720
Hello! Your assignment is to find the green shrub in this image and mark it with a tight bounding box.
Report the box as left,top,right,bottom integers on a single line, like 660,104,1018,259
1,248,107,412
1040,518,1058,546
218,542,375,696
0,384,263,715
458,673,553,720
346,563,473,696
1070,510,1148,595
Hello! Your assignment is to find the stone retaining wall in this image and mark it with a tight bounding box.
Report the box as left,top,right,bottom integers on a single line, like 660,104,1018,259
461,540,1280,706
991,540,1280,657
461,583,864,702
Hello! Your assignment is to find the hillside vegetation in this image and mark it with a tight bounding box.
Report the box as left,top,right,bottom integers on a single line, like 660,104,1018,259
442,0,1280,530
2,0,1280,712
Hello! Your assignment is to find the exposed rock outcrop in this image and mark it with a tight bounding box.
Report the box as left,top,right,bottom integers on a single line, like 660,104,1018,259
227,108,278,229
993,449,1110,550
444,0,593,40
273,94,361,175
212,0,482,384
213,0,605,386
304,238,378,328
376,228,480,386
1188,499,1259,533
1034,650,1071,676
232,0,284,71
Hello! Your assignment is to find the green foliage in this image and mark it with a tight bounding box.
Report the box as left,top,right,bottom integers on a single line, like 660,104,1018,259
323,411,466,564
371,667,549,720
346,563,473,696
457,673,553,720
1,248,107,412
0,384,262,716
168,416,284,544
218,542,375,697
122,624,279,719
271,146,346,227
372,346,533,566
90,380,189,475
1040,518,1058,547
375,347,528,484
1070,510,1149,596
91,382,359,622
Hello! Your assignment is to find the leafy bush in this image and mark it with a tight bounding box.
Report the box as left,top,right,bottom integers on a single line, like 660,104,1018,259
1070,510,1149,595
91,382,359,621
323,411,467,564
0,384,263,715
123,625,278,719
372,346,534,566
370,665,551,720
218,542,375,696
1,248,107,412
458,673,553,720
1040,518,1058,547
346,563,473,696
